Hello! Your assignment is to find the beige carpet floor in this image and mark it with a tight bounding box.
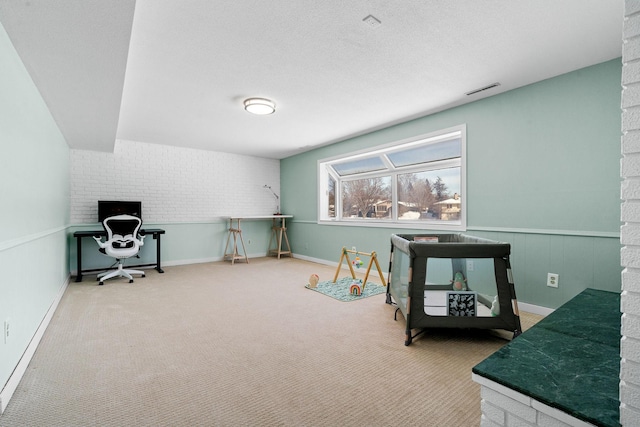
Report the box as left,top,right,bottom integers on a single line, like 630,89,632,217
0,257,541,427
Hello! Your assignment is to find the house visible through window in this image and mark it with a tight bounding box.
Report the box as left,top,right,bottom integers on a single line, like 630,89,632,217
318,125,466,230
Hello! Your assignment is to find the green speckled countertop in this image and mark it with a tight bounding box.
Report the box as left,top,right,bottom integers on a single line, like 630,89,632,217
473,288,620,427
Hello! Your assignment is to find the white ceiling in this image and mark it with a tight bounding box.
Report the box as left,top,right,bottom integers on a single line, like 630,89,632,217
0,1,623,159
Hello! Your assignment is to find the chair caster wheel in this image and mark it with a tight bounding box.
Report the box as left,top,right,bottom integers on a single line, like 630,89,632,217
99,281,104,286
142,274,145,278
129,279,134,283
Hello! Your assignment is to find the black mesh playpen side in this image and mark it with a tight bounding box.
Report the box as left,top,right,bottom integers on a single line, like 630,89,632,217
386,233,522,346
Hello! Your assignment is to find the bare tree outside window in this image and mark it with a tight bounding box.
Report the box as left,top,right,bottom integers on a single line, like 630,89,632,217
342,177,391,218
398,172,437,220
328,175,336,217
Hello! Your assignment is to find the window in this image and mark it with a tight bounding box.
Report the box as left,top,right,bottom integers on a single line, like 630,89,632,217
318,125,465,230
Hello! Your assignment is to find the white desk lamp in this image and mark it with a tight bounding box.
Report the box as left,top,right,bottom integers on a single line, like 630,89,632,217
263,185,280,214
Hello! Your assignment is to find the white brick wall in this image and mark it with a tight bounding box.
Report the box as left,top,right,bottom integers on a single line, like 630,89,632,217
623,1,640,426
474,375,597,427
70,139,280,224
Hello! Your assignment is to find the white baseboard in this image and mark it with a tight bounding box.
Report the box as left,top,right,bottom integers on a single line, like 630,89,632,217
292,253,336,267
517,301,554,316
162,253,278,267
292,253,387,281
0,275,70,414
163,256,222,267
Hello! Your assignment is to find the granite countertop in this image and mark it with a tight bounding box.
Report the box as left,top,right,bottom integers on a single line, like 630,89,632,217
473,288,621,427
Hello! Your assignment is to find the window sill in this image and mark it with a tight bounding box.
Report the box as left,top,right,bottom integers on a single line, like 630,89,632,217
317,219,465,231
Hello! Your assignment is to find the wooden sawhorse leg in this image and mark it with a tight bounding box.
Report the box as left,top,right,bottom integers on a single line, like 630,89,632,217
268,216,292,258
224,218,248,264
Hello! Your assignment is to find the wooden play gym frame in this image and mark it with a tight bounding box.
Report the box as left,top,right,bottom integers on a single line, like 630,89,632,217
333,246,386,291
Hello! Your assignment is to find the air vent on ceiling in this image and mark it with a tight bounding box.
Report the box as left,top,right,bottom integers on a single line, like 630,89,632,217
362,15,381,28
466,82,501,96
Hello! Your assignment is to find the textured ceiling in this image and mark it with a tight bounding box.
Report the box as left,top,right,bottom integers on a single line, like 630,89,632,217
0,1,623,159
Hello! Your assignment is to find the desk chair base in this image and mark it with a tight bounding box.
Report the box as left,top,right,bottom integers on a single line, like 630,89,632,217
97,262,145,285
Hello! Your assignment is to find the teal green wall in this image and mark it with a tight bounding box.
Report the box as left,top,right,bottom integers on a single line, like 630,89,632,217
281,59,622,309
0,23,70,392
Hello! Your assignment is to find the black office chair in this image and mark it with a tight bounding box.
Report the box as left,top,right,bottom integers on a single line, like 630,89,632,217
93,214,146,285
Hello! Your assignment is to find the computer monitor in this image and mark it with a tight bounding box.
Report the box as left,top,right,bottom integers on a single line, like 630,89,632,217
98,201,142,223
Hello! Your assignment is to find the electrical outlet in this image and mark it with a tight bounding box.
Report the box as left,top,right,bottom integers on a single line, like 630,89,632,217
466,260,474,271
547,273,559,288
3,319,10,344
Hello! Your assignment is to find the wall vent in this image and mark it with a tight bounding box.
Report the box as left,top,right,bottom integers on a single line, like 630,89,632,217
466,82,501,96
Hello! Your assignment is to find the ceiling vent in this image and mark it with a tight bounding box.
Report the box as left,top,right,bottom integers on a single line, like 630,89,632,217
466,83,501,96
362,15,381,28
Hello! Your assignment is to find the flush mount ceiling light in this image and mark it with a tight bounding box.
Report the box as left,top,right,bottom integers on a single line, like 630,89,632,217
244,98,276,115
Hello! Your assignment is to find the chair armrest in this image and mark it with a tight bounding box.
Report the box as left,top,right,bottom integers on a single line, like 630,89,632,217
92,235,107,248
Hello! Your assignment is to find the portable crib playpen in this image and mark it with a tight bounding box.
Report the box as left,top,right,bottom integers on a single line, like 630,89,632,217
387,233,522,346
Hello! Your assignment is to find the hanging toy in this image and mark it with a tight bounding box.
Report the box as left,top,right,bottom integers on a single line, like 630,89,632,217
352,256,364,269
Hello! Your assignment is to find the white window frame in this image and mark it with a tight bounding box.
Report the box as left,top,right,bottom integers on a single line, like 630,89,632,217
317,124,466,230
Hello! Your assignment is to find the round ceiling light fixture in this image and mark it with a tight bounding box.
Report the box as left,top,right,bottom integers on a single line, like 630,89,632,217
244,97,276,115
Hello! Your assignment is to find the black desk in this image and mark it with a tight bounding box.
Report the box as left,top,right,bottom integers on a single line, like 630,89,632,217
73,228,165,282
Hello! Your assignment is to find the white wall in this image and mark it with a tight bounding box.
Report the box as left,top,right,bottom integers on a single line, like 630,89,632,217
0,21,70,412
70,139,281,224
621,2,640,426
68,139,283,271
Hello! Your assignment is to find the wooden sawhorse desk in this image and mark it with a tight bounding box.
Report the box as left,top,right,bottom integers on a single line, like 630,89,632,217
223,215,292,264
